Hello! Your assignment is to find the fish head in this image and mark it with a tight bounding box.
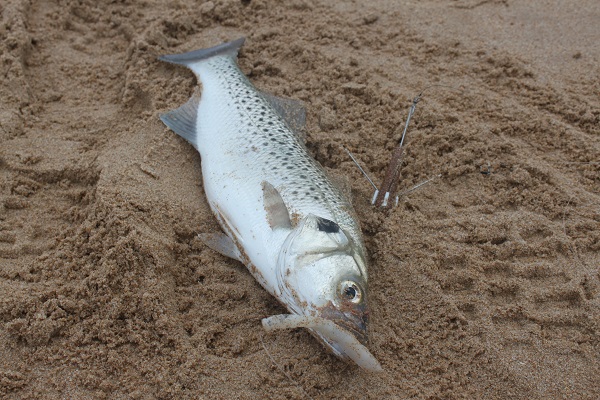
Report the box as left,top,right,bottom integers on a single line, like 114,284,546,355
276,214,370,350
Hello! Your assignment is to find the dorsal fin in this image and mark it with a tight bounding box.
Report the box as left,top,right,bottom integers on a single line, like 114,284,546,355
260,92,307,142
159,94,200,147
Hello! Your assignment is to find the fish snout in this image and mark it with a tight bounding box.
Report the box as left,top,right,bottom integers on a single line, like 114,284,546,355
318,303,369,346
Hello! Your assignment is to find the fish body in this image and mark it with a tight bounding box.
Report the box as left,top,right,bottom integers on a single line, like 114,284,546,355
159,38,381,371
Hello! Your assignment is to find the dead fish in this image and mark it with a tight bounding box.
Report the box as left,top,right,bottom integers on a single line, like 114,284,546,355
159,38,382,372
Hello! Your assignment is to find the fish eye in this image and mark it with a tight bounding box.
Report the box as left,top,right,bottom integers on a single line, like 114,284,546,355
340,281,362,304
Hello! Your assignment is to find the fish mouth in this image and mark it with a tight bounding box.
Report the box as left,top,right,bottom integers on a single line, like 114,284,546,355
318,303,369,346
262,314,383,372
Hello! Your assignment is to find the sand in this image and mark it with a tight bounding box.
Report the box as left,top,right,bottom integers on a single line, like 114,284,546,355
1,0,599,398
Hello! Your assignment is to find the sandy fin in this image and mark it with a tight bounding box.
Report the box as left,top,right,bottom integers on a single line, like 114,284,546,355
159,38,245,67
261,92,307,142
160,94,200,147
198,232,242,261
262,181,292,229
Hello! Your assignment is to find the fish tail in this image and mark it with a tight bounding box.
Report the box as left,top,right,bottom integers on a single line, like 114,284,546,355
158,38,245,147
158,37,245,67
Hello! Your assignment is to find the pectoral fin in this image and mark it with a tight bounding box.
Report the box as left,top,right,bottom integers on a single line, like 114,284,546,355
198,232,242,261
262,181,292,230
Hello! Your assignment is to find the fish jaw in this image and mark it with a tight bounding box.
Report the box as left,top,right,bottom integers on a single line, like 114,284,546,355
262,314,383,372
317,300,369,346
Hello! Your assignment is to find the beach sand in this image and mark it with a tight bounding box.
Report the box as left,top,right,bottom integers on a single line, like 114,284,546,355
1,0,599,398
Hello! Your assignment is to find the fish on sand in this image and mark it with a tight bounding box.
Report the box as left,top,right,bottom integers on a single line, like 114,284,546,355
159,38,382,371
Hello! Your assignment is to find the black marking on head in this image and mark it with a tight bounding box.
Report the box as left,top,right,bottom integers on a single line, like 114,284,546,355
316,217,340,233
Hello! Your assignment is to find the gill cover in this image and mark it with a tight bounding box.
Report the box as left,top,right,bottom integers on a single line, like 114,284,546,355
276,214,366,315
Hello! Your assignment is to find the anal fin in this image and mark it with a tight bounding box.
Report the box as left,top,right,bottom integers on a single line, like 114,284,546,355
198,232,242,261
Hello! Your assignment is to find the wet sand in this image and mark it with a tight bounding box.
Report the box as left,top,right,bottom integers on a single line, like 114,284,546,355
1,0,599,398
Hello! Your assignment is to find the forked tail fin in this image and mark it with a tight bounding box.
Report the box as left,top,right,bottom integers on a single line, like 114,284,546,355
159,37,245,67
